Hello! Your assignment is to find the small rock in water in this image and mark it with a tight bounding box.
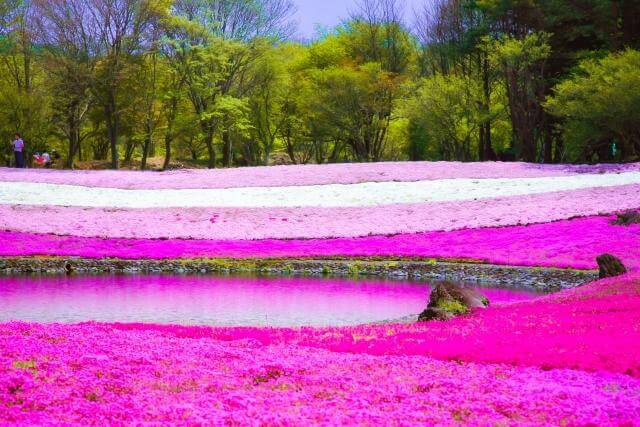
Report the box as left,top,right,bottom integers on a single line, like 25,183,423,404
418,282,489,322
596,254,627,279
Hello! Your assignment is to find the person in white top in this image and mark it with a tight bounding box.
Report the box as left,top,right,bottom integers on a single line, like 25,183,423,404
12,134,25,168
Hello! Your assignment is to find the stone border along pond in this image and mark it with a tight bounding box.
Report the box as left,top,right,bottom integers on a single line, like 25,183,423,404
0,256,597,292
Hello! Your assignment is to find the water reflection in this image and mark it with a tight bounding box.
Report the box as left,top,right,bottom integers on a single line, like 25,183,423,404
0,274,540,327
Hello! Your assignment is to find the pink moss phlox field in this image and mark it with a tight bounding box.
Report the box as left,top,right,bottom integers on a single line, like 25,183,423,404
2,183,639,240
3,164,640,424
1,161,638,189
2,215,639,271
2,311,640,424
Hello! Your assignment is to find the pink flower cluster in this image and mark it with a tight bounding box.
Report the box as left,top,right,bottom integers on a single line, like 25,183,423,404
2,215,639,270
2,161,636,189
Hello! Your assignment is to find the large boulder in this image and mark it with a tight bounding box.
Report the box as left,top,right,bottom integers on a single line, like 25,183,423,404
596,254,627,279
418,282,489,322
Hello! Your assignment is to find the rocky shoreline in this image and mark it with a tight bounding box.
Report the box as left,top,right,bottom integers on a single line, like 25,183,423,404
0,256,597,292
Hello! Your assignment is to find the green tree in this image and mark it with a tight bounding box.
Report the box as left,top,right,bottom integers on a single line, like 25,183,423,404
0,0,52,164
168,0,295,168
308,62,401,162
247,45,291,165
546,49,640,161
490,32,551,162
404,73,507,161
86,0,165,169
33,0,96,168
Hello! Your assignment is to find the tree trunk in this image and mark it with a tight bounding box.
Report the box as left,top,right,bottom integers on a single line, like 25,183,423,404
163,133,172,171
478,126,486,161
554,134,564,163
482,54,496,161
521,132,537,162
141,135,151,170
263,141,270,166
162,96,179,171
199,117,217,169
222,130,232,167
285,133,297,164
105,97,119,169
141,119,153,170
124,140,135,163
505,66,543,163
329,140,343,163
65,109,79,169
66,132,78,169
204,129,216,169
107,123,118,168
77,128,83,162
484,123,496,160
543,119,553,164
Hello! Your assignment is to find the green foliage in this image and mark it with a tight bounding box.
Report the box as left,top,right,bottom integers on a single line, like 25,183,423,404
405,73,480,160
404,65,509,161
489,33,551,161
489,33,551,71
247,44,291,165
305,35,348,69
338,19,416,74
437,299,469,315
305,60,402,162
546,49,640,161
0,0,636,168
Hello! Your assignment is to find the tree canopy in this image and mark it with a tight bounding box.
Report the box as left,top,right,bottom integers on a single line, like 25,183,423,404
0,0,638,169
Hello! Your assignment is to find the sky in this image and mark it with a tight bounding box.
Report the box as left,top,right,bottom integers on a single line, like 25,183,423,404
293,0,424,39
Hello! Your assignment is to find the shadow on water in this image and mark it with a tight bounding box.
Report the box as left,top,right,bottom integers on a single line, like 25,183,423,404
0,273,542,327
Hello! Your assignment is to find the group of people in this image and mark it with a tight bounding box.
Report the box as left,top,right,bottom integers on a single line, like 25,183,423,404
9,134,56,168
33,151,53,167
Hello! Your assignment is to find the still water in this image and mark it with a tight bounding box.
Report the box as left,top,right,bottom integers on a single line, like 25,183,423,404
0,274,539,327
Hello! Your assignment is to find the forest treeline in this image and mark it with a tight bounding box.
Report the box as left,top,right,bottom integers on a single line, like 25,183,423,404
0,0,639,169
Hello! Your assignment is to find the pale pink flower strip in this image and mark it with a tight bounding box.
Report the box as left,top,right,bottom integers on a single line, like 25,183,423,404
2,161,637,189
0,183,638,240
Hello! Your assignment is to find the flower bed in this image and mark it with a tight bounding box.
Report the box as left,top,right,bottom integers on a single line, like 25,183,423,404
1,162,640,424
2,215,639,270
2,274,640,425
1,183,639,240
2,161,638,190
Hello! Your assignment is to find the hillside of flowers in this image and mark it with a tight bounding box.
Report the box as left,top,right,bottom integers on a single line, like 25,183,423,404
0,161,639,264
2,161,640,424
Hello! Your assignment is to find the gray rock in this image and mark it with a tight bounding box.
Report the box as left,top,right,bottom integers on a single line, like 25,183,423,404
596,254,627,279
419,282,489,322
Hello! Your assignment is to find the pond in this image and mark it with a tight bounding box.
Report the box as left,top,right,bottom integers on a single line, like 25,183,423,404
0,274,541,327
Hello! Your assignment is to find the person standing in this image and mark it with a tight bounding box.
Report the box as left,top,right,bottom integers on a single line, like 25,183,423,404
12,134,25,168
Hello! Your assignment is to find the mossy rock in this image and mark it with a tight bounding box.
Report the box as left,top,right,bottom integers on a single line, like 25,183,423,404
437,300,468,315
418,282,489,322
596,254,627,279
